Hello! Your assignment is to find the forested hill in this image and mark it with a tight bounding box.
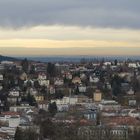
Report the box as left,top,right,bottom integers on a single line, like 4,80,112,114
0,55,18,62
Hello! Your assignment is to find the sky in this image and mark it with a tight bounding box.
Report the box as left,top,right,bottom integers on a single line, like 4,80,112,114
0,0,140,56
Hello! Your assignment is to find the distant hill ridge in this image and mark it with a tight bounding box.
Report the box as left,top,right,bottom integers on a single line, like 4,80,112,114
0,55,18,62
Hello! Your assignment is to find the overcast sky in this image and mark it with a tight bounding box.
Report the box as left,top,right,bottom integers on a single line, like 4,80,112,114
0,0,140,56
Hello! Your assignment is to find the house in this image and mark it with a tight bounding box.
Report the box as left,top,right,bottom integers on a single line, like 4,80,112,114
56,104,69,112
51,96,77,105
80,73,87,80
9,89,20,97
28,88,38,96
10,105,33,112
78,84,87,93
127,88,134,95
93,90,102,102
76,95,92,104
38,100,48,110
118,72,133,82
0,127,16,139
0,64,4,71
24,79,34,87
19,116,31,126
0,74,3,81
7,96,21,105
19,72,27,81
38,79,50,87
35,95,44,102
0,84,3,90
49,86,56,94
1,61,14,65
7,89,21,105
72,77,81,84
110,66,117,71
0,112,20,122
63,72,72,80
99,100,121,111
51,95,91,105
102,110,118,117
78,126,128,140
82,110,97,120
38,73,47,80
104,62,112,66
9,116,20,128
34,63,47,73
129,100,136,106
54,78,64,86
128,63,137,68
89,76,99,83
105,82,112,90
128,109,140,118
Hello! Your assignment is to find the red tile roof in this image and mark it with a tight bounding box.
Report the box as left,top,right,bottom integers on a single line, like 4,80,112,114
1,111,20,116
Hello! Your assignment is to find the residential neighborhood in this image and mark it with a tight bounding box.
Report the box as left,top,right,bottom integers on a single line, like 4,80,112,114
0,58,140,140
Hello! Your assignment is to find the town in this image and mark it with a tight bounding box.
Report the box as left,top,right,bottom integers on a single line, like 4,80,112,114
0,57,140,140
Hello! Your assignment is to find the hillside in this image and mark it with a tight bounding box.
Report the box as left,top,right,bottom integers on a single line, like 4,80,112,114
0,55,18,62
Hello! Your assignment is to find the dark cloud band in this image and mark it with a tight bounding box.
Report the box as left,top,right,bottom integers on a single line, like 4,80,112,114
0,0,139,29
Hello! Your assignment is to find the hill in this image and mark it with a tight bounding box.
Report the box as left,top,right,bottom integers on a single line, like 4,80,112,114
0,55,18,62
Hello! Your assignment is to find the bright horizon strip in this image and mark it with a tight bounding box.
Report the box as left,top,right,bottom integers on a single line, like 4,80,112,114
0,25,140,55
0,39,139,48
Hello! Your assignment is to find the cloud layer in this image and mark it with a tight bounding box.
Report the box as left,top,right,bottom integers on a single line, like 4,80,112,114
1,47,140,56
0,0,140,29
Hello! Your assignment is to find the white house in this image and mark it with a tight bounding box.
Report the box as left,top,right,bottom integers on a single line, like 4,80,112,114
9,116,20,128
127,88,135,95
99,100,121,111
51,95,91,105
38,73,47,80
78,84,87,93
89,76,99,83
0,74,3,81
38,79,50,87
128,63,137,68
128,109,140,118
57,104,69,112
104,62,112,66
1,61,14,65
54,78,64,86
49,86,56,94
9,89,19,97
24,79,34,87
51,96,77,105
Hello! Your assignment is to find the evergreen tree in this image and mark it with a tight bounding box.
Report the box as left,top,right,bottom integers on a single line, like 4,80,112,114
21,58,29,73
47,63,56,77
15,127,23,140
114,59,118,65
27,93,36,106
48,102,57,117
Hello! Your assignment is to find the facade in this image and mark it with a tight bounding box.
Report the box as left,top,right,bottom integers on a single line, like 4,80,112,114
0,74,3,81
78,126,128,140
99,100,121,111
94,90,102,102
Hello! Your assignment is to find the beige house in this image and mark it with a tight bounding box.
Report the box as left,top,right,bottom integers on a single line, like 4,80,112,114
93,90,102,102
19,72,27,81
72,77,81,84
